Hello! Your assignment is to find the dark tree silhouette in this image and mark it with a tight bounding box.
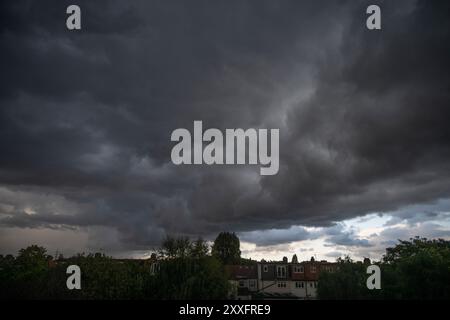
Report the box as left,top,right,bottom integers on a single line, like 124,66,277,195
211,232,241,265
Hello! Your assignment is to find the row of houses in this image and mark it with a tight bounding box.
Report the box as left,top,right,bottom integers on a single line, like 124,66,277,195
226,258,339,300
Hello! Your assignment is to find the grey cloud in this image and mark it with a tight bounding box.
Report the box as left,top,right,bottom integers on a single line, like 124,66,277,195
342,220,450,260
379,222,450,241
240,223,373,248
325,251,343,258
1,0,450,253
382,199,450,227
239,226,319,246
322,224,372,247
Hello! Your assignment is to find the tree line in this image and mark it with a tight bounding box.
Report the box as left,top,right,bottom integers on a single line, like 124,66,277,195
318,237,450,300
0,234,449,299
0,232,241,299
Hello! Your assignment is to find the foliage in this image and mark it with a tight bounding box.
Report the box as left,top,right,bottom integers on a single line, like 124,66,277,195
158,236,209,259
381,237,450,299
318,256,380,299
2,236,448,300
146,256,229,299
211,232,241,265
0,236,228,300
318,237,450,300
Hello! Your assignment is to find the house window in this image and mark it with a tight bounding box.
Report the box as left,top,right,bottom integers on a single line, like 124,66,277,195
249,280,256,288
239,280,245,287
276,266,286,278
311,265,316,273
150,262,160,275
295,281,304,288
263,265,268,272
309,282,313,288
314,282,318,288
294,266,304,273
277,281,287,288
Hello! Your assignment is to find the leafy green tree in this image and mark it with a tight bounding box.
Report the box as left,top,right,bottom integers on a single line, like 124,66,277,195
0,254,17,299
318,237,450,300
382,237,450,299
159,235,193,259
191,237,210,259
16,245,51,267
146,256,229,299
0,245,52,298
318,256,374,300
148,235,229,299
211,232,241,265
383,237,450,263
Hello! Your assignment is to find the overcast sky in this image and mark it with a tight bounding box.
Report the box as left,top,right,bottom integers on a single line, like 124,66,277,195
1,0,449,261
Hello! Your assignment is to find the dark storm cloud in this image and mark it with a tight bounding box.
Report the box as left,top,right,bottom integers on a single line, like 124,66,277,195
1,0,450,251
239,223,372,248
323,225,372,247
382,199,450,226
239,226,318,246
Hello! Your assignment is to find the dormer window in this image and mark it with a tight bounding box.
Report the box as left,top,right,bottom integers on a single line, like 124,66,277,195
294,265,304,273
276,265,286,278
263,265,268,272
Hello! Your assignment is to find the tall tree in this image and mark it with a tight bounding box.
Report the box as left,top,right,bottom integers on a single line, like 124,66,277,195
211,232,241,265
159,235,193,259
191,237,210,259
382,237,450,299
16,245,50,267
